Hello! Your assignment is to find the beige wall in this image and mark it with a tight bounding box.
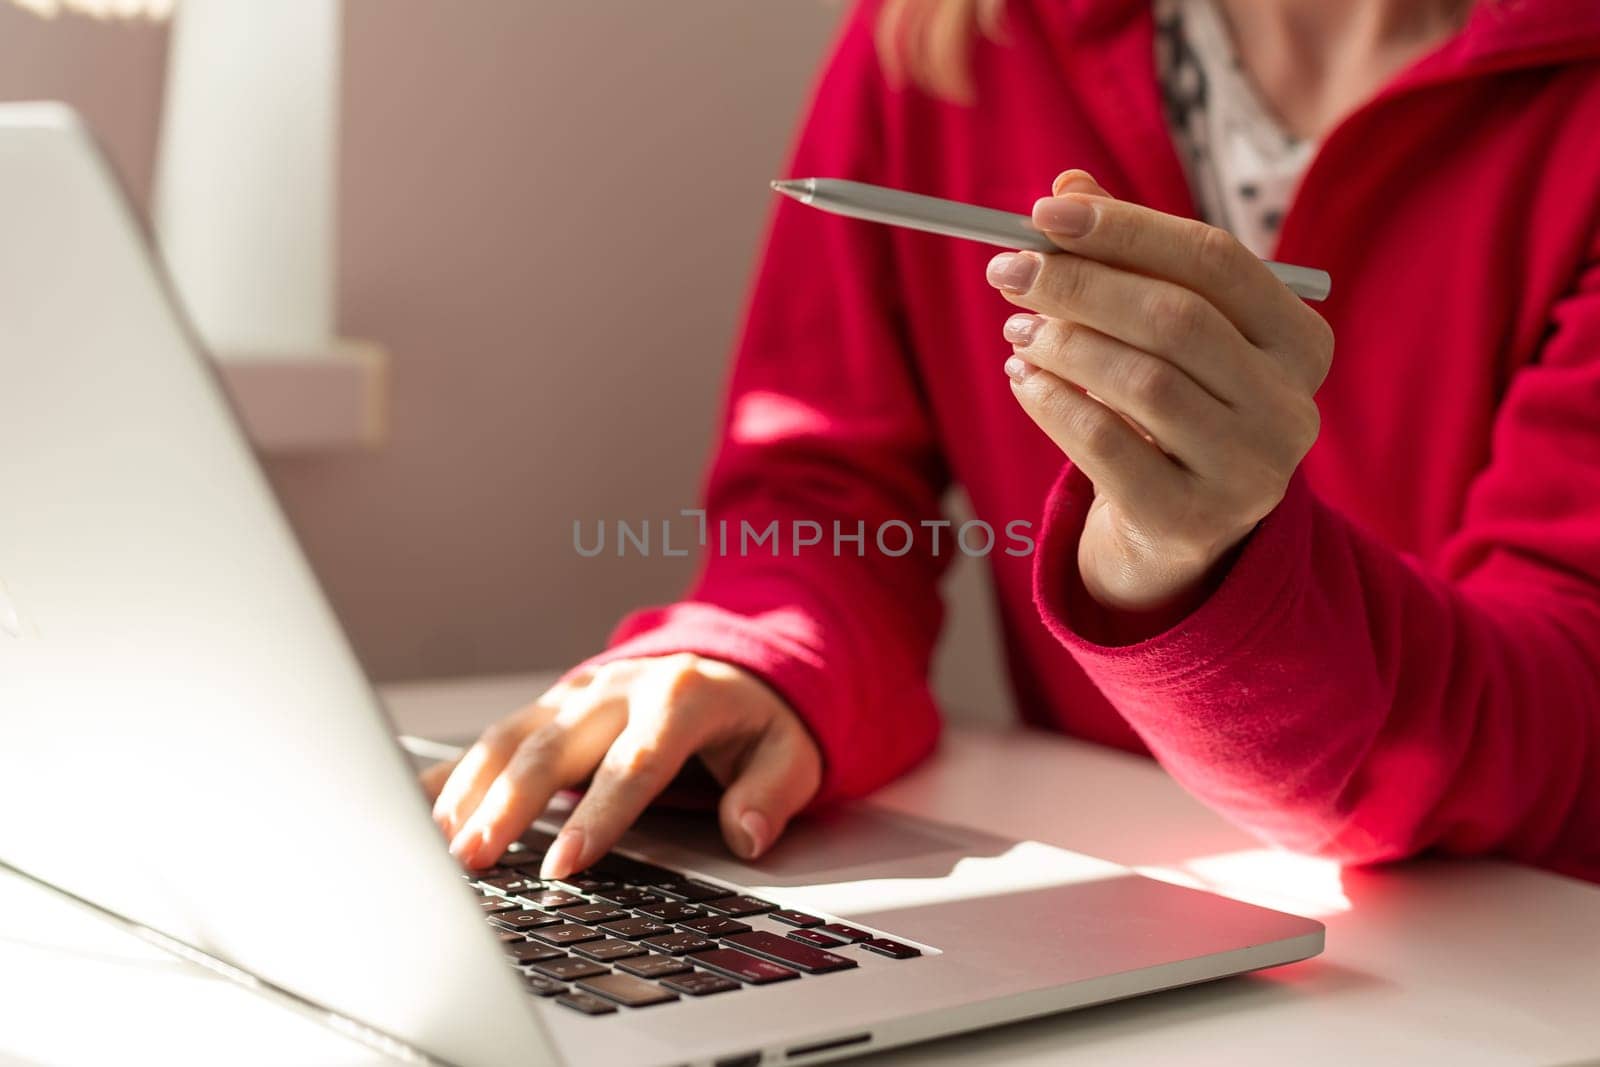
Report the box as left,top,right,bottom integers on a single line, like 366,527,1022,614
0,5,168,202
0,1,1013,721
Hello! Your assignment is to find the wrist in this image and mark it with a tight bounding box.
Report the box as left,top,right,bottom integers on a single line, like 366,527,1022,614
1078,532,1249,645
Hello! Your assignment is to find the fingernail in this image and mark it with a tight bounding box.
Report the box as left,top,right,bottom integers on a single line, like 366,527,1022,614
449,825,482,867
987,252,1042,293
736,810,770,860
1033,196,1096,238
541,827,585,880
1004,356,1036,383
1052,169,1102,196
1003,313,1041,347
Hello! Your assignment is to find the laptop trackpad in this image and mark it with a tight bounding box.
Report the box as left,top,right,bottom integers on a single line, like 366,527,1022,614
625,804,1128,919
628,805,1004,880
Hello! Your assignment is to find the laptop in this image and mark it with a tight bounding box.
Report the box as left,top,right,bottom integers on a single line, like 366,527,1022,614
0,103,1324,1067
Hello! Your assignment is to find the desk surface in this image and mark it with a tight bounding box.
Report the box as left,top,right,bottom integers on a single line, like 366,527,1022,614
4,672,1597,1067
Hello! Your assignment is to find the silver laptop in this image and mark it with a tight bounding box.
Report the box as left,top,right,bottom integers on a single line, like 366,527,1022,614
0,103,1324,1067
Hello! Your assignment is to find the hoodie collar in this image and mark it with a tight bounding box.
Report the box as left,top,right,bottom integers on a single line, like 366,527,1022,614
1444,0,1600,71
1043,0,1600,76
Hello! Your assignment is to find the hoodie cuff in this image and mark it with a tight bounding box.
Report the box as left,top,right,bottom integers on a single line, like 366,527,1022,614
1031,464,1314,694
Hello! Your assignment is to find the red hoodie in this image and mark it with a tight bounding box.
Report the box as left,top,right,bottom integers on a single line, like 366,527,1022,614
585,0,1600,882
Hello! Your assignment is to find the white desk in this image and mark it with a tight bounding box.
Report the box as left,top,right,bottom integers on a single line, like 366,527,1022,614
4,673,1597,1066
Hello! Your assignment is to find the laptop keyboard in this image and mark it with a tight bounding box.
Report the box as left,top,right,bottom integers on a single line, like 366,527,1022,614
464,829,927,1017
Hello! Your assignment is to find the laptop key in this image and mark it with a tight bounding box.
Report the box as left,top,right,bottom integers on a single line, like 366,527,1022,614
576,971,680,1008
479,874,541,895
524,889,583,909
585,852,686,887
676,916,751,939
529,923,604,946
480,898,520,914
564,877,620,893
702,895,775,918
861,938,922,960
572,938,647,963
635,901,705,923
655,879,736,903
505,942,566,966
660,972,740,997
641,932,717,956
521,974,567,997
690,948,800,985
590,887,664,908
598,917,674,941
491,911,563,932
817,923,873,943
499,849,545,869
517,828,559,853
530,956,611,981
467,865,513,881
618,953,693,979
723,931,856,974
788,929,849,949
558,903,631,925
555,991,618,1016
769,909,822,928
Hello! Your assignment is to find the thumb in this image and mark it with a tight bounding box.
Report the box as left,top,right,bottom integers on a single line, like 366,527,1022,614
1052,168,1112,198
717,720,822,861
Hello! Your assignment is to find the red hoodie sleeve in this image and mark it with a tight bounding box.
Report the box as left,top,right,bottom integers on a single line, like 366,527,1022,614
1034,243,1600,878
576,6,951,805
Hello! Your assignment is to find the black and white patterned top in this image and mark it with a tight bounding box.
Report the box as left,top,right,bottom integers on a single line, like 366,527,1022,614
1153,0,1313,257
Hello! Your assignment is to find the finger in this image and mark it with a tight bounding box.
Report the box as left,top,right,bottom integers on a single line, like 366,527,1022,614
432,708,541,841
1052,169,1110,197
1030,192,1313,352
451,691,627,869
430,671,601,839
873,0,913,89
547,703,718,880
1004,314,1231,472
922,0,979,103
987,250,1257,405
976,0,1010,41
716,718,823,861
1005,360,1189,507
419,759,458,804
543,654,742,878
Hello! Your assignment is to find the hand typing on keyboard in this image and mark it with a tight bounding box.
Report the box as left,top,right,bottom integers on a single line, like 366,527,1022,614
423,654,822,877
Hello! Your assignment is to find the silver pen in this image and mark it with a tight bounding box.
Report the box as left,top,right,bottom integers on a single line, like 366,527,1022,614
771,177,1331,302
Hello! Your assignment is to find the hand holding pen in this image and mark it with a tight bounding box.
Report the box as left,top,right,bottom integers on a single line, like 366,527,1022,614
777,169,1333,640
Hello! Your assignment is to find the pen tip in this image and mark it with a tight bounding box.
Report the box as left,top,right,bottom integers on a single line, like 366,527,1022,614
769,178,814,204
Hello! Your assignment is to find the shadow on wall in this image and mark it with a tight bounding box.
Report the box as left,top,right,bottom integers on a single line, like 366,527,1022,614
0,0,1015,723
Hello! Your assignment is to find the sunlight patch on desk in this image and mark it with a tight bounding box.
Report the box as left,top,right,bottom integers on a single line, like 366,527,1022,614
747,839,1127,916
1134,848,1351,918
